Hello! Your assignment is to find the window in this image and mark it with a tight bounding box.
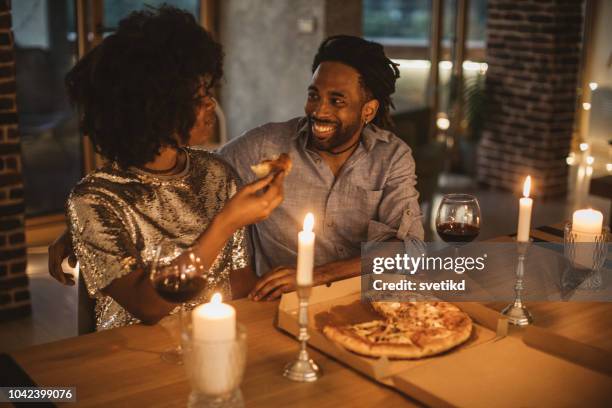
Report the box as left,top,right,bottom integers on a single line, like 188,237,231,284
13,0,81,216
363,0,487,113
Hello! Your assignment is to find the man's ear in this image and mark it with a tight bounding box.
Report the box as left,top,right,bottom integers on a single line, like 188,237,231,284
362,99,379,124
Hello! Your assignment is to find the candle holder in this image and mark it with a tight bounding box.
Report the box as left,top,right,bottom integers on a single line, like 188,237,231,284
501,240,533,326
283,285,321,382
182,319,247,408
563,223,609,290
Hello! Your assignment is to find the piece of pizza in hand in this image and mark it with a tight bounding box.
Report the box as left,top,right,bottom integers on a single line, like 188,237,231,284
250,153,292,178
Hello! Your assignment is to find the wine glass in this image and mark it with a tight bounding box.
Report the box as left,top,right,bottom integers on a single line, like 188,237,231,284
150,246,206,364
436,194,481,248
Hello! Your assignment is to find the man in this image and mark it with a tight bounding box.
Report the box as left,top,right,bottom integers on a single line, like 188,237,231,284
220,35,424,300
49,35,424,300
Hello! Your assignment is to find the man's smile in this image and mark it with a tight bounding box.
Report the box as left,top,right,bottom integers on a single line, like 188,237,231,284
311,118,338,138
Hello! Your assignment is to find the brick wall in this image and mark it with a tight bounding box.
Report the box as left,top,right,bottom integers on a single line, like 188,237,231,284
477,0,584,197
0,0,29,321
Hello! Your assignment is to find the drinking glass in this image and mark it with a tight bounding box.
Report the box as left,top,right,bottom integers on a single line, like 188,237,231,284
150,246,206,364
436,194,481,246
182,315,247,408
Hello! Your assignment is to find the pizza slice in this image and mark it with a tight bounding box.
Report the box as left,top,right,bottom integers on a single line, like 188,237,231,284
250,153,292,178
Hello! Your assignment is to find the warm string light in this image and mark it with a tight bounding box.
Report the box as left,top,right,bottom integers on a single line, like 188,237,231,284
436,116,450,130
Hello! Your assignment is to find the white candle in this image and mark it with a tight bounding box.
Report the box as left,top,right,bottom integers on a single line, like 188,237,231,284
297,213,315,286
572,209,603,235
192,293,236,341
190,293,236,396
517,176,533,242
571,209,603,269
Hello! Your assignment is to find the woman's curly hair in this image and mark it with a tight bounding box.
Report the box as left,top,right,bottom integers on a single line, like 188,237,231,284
65,6,223,168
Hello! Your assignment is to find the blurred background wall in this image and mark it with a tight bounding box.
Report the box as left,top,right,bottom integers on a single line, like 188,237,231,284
218,0,361,138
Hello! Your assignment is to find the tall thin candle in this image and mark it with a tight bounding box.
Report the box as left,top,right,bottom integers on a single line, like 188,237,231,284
517,176,533,242
297,213,315,286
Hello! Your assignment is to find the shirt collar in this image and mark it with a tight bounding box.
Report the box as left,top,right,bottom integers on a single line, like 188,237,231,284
296,116,390,152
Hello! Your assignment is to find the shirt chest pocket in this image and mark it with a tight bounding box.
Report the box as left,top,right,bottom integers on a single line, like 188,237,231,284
335,184,383,224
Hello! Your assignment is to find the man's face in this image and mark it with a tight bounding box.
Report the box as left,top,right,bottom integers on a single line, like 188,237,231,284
304,61,368,152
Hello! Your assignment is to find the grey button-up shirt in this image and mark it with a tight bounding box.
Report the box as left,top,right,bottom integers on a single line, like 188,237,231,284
218,117,424,276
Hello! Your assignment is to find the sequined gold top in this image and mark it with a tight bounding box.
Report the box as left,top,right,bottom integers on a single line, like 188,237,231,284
67,148,248,331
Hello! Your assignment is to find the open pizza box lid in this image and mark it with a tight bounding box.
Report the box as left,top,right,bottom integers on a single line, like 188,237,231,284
277,277,612,407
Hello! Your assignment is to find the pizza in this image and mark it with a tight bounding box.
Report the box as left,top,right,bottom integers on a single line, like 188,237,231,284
250,153,292,178
322,301,472,359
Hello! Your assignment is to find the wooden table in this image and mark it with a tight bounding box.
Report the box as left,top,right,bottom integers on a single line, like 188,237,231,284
7,299,419,407
485,223,612,351
4,225,611,407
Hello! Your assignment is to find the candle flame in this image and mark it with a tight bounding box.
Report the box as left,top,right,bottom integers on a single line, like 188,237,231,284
303,213,314,232
211,293,222,304
523,176,531,198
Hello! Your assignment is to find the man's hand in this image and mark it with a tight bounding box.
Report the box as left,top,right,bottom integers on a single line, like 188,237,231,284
249,257,362,301
48,228,77,285
248,266,297,301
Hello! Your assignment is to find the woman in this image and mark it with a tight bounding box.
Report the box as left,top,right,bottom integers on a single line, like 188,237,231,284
64,6,284,331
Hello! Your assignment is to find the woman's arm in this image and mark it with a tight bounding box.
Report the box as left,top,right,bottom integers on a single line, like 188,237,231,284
99,172,285,324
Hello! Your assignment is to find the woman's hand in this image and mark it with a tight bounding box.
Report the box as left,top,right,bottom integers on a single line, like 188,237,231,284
219,172,286,231
48,228,78,286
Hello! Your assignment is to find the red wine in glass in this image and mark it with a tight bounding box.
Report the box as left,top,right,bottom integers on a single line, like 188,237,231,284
436,222,480,243
436,194,481,244
153,274,207,303
149,247,206,364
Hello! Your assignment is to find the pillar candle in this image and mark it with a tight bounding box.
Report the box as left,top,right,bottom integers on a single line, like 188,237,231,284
192,293,236,341
571,209,603,269
517,176,533,242
190,293,237,396
572,209,603,235
297,213,315,286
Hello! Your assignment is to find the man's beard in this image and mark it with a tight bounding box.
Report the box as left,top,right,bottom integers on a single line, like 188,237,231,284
308,116,361,152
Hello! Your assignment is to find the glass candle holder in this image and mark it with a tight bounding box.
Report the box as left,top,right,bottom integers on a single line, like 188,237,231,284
182,312,247,408
564,223,609,290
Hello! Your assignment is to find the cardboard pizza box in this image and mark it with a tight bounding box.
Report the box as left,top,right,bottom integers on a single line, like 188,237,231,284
277,276,504,384
392,335,612,408
277,277,612,407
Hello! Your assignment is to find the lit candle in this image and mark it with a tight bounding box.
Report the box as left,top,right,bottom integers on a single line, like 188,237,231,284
190,293,236,396
192,293,236,341
297,213,315,286
572,209,603,235
571,209,603,269
517,176,533,242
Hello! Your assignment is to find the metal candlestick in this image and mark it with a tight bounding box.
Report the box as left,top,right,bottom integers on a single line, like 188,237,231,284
501,240,533,326
283,285,321,382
